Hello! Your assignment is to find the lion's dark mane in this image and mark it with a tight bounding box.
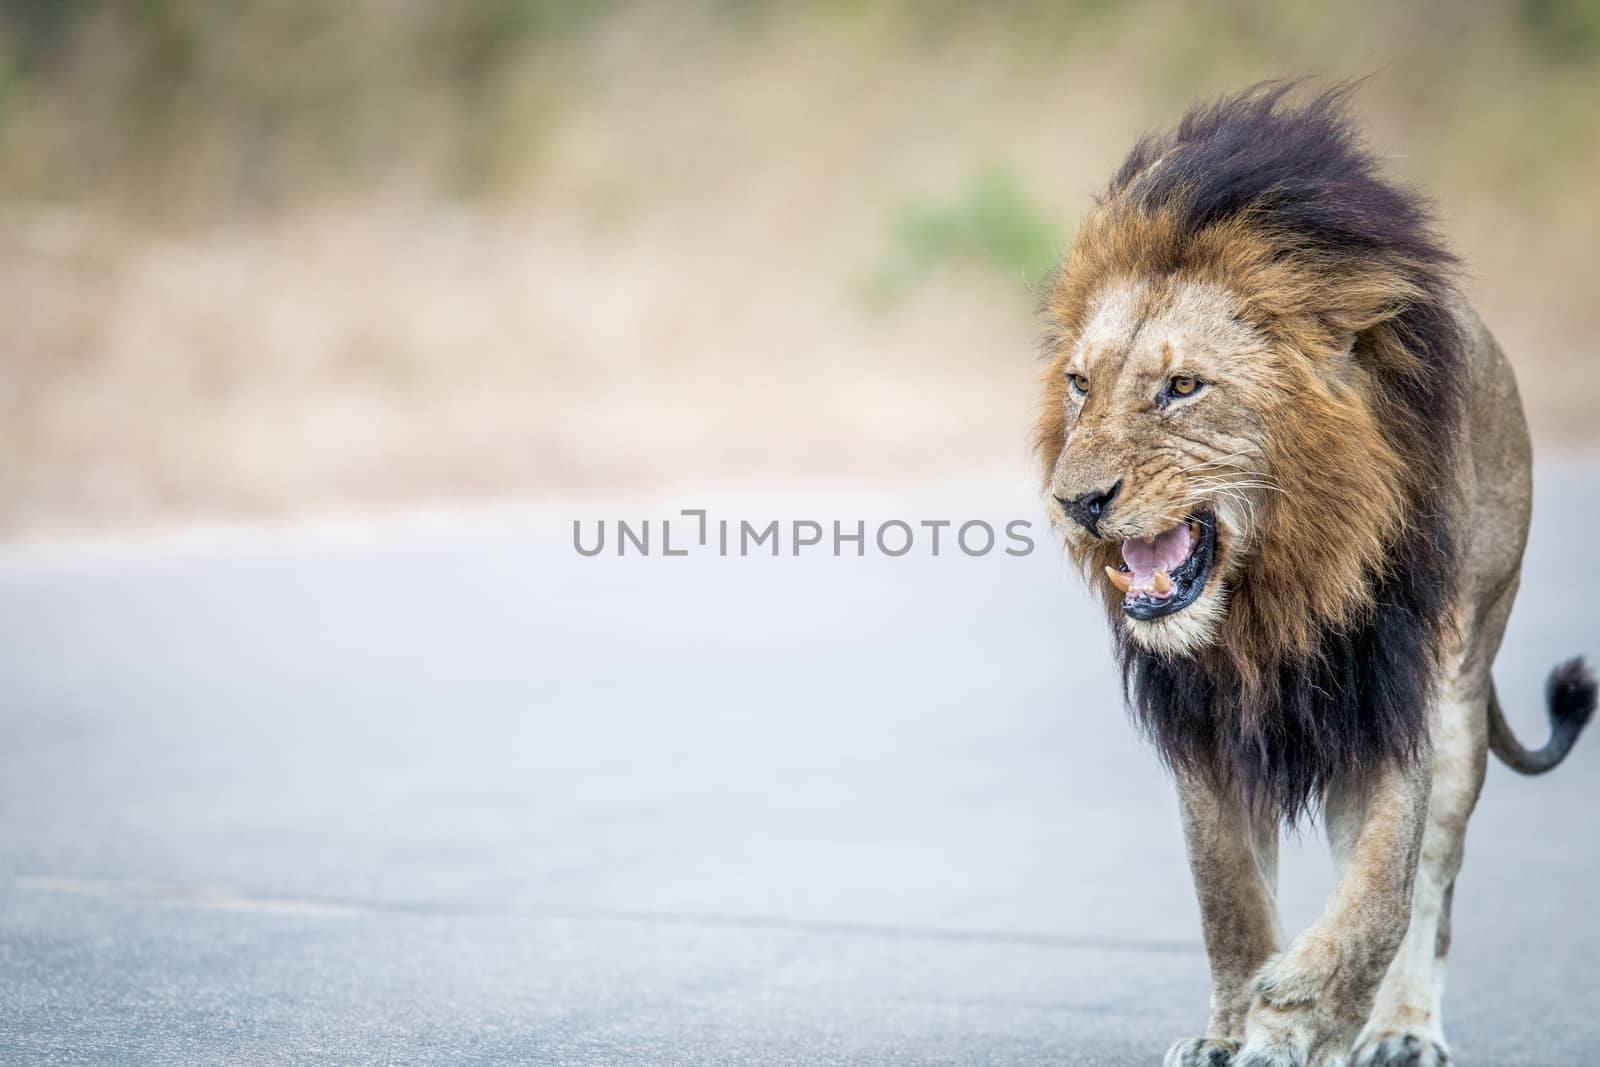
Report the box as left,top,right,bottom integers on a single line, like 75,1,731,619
1109,85,1465,823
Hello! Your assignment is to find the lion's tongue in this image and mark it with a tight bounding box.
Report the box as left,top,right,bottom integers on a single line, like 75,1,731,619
1121,524,1193,587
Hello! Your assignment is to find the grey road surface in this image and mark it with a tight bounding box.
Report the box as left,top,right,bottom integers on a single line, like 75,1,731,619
1,460,1597,1066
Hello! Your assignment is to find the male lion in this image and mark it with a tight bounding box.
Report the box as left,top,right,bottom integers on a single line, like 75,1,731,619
1036,85,1596,1067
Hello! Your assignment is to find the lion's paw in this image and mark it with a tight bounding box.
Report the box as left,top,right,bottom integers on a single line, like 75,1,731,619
1234,1005,1347,1067
1251,941,1339,1010
1233,1039,1310,1067
1350,1031,1450,1067
1165,1036,1238,1067
1233,1047,1348,1067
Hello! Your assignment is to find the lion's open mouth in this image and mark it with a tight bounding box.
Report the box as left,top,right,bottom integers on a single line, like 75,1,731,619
1105,509,1216,621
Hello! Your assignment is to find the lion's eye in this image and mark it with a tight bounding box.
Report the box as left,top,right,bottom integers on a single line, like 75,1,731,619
1068,373,1090,397
1167,374,1202,398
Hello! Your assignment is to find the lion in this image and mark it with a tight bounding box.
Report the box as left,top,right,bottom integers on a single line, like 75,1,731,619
1035,85,1596,1067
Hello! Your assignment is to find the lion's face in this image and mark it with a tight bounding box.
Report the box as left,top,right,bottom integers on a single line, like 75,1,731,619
1041,277,1300,658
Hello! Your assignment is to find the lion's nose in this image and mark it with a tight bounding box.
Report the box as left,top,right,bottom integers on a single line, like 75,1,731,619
1055,479,1122,536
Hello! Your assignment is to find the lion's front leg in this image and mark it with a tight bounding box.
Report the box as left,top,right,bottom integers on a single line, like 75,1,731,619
1166,770,1282,1067
1237,761,1431,1067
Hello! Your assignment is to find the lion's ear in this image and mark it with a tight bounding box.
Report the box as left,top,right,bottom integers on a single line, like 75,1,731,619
1338,330,1358,366
1314,330,1361,390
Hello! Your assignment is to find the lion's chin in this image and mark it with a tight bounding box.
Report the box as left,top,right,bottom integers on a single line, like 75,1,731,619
1123,584,1229,658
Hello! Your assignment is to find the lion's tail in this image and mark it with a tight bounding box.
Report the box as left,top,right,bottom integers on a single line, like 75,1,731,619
1488,658,1597,775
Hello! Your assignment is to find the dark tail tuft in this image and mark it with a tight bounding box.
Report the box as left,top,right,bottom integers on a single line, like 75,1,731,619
1548,657,1598,732
1489,658,1597,775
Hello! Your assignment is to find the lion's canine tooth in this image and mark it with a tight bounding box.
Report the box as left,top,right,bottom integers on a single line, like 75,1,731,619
1105,565,1133,594
1154,570,1173,594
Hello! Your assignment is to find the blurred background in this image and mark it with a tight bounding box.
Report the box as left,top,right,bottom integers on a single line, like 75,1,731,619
2,0,1598,537
4,6,1600,1064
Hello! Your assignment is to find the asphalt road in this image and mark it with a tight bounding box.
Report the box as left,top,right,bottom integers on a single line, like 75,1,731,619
2,459,1597,1066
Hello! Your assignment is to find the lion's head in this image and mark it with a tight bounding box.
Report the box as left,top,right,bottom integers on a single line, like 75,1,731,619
1036,86,1463,695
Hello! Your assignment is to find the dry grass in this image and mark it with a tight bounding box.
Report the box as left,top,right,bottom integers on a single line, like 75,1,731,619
1,3,1597,536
